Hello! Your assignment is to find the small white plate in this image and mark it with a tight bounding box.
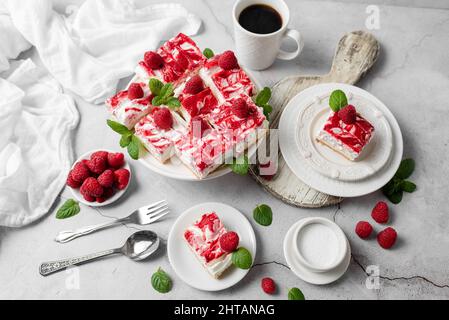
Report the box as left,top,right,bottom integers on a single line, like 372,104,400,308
167,202,256,291
70,150,131,207
279,83,403,197
283,218,351,285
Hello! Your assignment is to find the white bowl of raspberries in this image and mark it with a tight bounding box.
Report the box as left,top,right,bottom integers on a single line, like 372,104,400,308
66,150,131,206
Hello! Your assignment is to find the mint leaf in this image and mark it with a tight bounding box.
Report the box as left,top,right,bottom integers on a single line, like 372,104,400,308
127,135,140,160
107,119,132,135
288,287,305,300
149,78,163,96
120,134,132,148
386,190,403,204
152,95,163,106
401,180,416,193
166,97,181,109
231,247,252,269
395,158,415,179
151,267,172,294
230,155,249,175
256,87,271,106
56,199,80,219
263,104,273,120
253,204,273,226
329,89,348,112
203,48,214,59
160,83,174,99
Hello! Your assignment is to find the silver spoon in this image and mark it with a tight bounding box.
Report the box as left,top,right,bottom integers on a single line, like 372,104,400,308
39,230,159,276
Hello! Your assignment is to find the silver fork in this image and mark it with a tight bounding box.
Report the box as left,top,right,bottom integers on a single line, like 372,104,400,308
55,200,169,243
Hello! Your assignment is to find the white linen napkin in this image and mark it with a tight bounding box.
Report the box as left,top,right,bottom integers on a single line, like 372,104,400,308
5,0,202,103
0,59,79,227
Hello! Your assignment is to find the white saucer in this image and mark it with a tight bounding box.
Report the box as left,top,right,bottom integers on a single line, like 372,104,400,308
283,218,351,285
70,150,131,207
279,83,403,197
167,202,256,291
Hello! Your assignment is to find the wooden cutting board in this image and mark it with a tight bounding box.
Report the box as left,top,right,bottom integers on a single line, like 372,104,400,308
249,31,380,208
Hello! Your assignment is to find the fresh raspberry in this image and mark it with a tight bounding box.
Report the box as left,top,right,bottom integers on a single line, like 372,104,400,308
86,156,107,174
377,227,397,249
96,187,114,203
91,151,109,162
66,172,81,188
107,152,125,168
153,108,173,130
128,83,144,100
232,98,249,118
184,75,204,95
71,162,90,183
80,177,104,198
355,221,373,239
261,277,276,294
259,161,276,181
338,105,357,125
371,201,389,224
114,168,130,190
97,169,115,188
219,231,239,253
218,50,239,70
144,51,164,69
82,193,95,202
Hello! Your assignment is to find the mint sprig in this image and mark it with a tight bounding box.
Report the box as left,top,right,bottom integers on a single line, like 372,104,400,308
382,158,417,204
56,199,80,219
231,247,252,269
254,87,273,120
253,204,273,226
148,79,180,110
230,155,249,175
151,267,172,294
203,48,214,59
107,119,141,160
329,89,348,112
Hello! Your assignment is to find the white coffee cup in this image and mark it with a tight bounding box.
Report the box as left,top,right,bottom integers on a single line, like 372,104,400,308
232,0,304,70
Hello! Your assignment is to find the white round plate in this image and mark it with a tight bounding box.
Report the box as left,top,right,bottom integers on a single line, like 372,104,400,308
279,83,403,197
167,202,256,291
70,150,131,207
299,92,393,181
283,218,351,285
138,68,263,181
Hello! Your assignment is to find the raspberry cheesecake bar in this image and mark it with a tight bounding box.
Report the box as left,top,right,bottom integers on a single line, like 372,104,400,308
136,33,205,86
184,212,233,278
105,82,153,129
199,51,255,104
134,107,185,163
316,101,375,161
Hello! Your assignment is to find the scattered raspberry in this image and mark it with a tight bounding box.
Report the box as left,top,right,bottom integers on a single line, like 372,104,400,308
71,162,90,183
232,98,249,118
96,187,114,203
82,192,95,202
377,227,397,249
259,161,276,180
371,201,389,224
66,172,81,188
107,152,125,168
184,75,204,94
128,83,144,100
114,168,130,190
218,50,238,70
97,169,115,188
144,51,164,69
261,277,276,294
80,177,104,198
91,151,108,162
355,221,373,239
338,104,357,125
153,108,173,130
86,156,107,174
219,231,239,253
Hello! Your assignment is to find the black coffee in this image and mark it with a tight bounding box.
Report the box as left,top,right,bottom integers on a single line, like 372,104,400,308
238,4,282,34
